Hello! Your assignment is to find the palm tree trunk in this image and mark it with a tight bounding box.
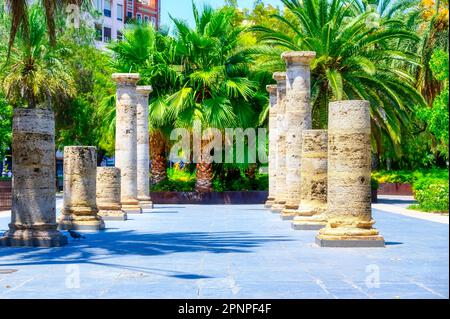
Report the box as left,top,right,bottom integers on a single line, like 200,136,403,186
195,139,213,192
150,130,167,184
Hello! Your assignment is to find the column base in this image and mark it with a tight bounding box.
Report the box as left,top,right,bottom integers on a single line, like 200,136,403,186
264,197,276,208
139,200,154,210
270,202,286,213
98,210,127,221
280,208,298,220
0,229,68,247
292,222,326,231
58,214,105,232
121,204,143,214
315,235,385,248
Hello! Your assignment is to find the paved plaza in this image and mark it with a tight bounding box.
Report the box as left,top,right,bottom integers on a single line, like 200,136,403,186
0,196,448,299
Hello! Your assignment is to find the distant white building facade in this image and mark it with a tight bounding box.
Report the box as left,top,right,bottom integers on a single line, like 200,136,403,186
93,0,125,49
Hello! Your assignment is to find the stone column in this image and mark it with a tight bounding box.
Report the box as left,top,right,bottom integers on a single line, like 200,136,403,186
58,146,105,231
136,85,154,210
292,130,328,230
280,51,315,220
270,72,288,213
97,167,127,221
316,100,385,247
112,73,142,214
265,84,279,208
0,108,67,247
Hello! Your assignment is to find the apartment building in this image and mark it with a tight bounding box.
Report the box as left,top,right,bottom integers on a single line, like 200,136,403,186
94,0,161,48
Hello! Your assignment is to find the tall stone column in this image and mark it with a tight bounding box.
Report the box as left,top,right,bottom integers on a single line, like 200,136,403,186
292,130,328,230
280,51,315,220
265,85,279,208
0,108,67,247
136,85,154,210
112,73,142,214
316,100,385,247
270,72,288,213
97,167,127,221
58,146,105,231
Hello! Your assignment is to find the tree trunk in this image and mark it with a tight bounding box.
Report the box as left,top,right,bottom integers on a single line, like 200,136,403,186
196,139,213,192
150,130,167,184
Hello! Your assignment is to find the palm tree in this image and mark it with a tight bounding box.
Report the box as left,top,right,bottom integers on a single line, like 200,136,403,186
168,4,258,192
5,0,86,51
105,23,183,184
252,0,426,160
1,5,75,108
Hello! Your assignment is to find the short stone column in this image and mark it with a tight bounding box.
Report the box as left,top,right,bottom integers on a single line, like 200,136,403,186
0,108,67,247
136,85,154,210
270,72,288,213
292,130,328,230
316,100,385,247
112,73,142,214
97,167,127,221
58,146,105,231
280,51,315,220
265,84,279,208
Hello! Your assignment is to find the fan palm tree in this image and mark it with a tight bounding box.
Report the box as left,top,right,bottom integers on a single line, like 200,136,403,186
167,4,258,192
252,0,426,159
104,23,183,184
1,5,75,109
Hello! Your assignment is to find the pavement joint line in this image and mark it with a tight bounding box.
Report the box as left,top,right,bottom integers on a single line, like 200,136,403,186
409,280,447,298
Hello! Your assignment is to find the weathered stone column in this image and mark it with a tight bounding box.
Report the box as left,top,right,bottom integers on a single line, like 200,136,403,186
265,84,279,208
292,130,328,230
136,85,154,210
270,72,288,213
112,73,142,214
58,146,105,231
280,51,315,220
97,167,127,221
316,100,385,247
0,108,67,247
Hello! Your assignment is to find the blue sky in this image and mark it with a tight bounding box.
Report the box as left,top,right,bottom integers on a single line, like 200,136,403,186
160,0,283,28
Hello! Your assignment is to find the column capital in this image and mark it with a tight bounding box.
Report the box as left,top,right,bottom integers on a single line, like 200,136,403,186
266,84,278,94
273,72,286,83
112,73,141,85
136,85,153,96
281,51,316,65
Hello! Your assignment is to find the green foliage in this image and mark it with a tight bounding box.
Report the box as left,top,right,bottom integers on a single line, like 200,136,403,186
0,5,75,109
410,178,449,213
0,97,12,159
213,170,268,192
253,0,426,154
373,169,449,212
151,166,196,192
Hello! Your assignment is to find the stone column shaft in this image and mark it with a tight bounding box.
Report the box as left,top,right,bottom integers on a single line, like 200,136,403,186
292,130,328,230
280,51,315,220
316,100,385,247
58,146,105,231
0,108,67,247
113,73,142,214
270,72,288,213
265,85,278,208
136,85,154,210
97,167,127,221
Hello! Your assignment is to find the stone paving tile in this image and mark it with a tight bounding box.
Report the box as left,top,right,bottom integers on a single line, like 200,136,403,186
0,202,448,299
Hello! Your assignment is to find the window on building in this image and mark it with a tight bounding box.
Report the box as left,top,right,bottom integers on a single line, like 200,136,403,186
117,31,123,41
144,15,149,24
117,4,123,21
136,13,142,23
103,0,111,17
95,23,103,41
103,27,112,42
151,16,156,27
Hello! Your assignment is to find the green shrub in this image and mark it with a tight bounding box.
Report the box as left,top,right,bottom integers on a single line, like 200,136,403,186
373,169,449,213
371,177,379,190
411,178,449,213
